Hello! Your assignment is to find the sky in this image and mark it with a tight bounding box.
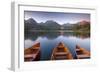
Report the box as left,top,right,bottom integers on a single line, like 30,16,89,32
24,11,90,25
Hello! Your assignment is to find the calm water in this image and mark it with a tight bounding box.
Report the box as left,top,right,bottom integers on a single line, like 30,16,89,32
24,31,90,60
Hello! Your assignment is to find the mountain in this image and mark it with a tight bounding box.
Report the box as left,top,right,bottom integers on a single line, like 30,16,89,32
24,18,90,31
26,18,37,24
44,20,61,29
25,18,37,27
77,20,90,26
44,20,60,26
61,23,74,30
38,22,45,25
73,21,90,31
24,18,38,31
25,18,61,30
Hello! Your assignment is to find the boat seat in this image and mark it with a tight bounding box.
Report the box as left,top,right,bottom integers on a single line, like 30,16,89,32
24,54,36,58
56,48,65,52
24,54,37,61
76,50,83,55
31,47,40,49
57,46,64,49
77,54,90,59
76,49,81,51
55,55,67,60
55,52,68,56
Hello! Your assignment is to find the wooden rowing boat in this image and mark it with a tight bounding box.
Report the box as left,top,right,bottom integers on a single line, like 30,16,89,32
51,42,73,60
24,42,40,61
75,45,90,59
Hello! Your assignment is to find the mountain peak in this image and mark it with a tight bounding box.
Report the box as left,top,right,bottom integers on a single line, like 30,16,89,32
44,20,60,26
26,18,37,24
78,20,90,25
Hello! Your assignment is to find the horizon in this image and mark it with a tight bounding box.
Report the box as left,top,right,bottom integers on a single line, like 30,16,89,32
24,11,90,25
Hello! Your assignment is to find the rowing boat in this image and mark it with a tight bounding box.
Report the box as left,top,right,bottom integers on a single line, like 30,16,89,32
75,45,90,59
24,42,40,61
51,42,73,60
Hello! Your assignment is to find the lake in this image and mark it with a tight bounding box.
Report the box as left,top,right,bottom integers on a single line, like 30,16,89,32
24,31,90,60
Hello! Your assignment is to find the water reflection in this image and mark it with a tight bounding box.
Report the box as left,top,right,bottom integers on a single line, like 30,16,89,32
25,31,90,40
24,31,90,60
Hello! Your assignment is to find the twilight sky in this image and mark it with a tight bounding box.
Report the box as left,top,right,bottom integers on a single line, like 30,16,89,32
24,11,90,25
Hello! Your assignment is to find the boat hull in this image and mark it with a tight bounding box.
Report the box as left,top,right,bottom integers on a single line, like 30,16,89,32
51,42,73,60
75,45,90,59
24,42,40,61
